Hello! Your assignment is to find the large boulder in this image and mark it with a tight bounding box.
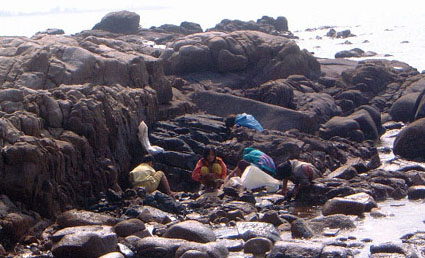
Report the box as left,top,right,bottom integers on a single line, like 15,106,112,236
319,116,363,142
209,16,289,34
390,92,421,122
92,11,140,34
336,90,368,110
190,91,318,134
322,192,377,216
341,61,397,94
319,109,379,142
245,79,295,108
153,21,203,35
51,225,118,258
296,92,342,124
393,118,425,160
358,105,385,135
349,109,379,141
413,90,425,121
163,31,320,82
0,35,174,102
0,210,36,242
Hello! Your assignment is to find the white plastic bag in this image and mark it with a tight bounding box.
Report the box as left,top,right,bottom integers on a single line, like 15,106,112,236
240,165,280,192
138,121,164,155
224,176,243,189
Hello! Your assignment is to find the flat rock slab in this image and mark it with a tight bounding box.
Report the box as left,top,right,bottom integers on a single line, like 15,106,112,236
236,221,280,242
190,91,318,133
268,241,324,258
223,201,257,215
213,226,240,239
136,206,176,224
133,237,228,258
322,192,376,216
56,209,119,227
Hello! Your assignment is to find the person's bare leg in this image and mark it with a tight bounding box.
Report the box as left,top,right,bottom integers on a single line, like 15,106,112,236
202,173,218,192
161,174,176,197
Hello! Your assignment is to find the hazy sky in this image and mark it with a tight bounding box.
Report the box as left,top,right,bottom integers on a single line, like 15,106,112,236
1,0,422,16
0,0,423,36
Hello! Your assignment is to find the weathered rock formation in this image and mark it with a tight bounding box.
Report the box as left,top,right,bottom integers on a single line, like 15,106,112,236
92,10,140,34
1,10,425,257
161,30,321,83
209,16,290,36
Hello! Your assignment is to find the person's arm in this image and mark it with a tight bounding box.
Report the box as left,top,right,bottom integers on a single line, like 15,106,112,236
279,178,289,195
192,159,203,182
225,166,241,182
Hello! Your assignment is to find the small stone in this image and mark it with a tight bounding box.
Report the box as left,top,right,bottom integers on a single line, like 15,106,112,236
261,210,284,226
370,208,386,218
244,237,273,254
322,228,340,237
113,218,145,237
227,210,244,221
291,219,314,239
347,242,364,248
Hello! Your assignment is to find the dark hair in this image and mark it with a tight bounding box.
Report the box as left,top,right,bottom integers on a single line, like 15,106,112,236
142,154,154,163
203,146,216,161
277,161,292,178
225,115,236,129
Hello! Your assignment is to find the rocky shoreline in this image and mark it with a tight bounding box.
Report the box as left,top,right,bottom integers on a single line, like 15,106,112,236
0,10,425,258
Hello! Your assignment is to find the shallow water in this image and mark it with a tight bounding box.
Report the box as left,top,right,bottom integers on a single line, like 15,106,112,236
354,198,425,257
274,127,425,257
325,128,425,257
349,128,425,256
